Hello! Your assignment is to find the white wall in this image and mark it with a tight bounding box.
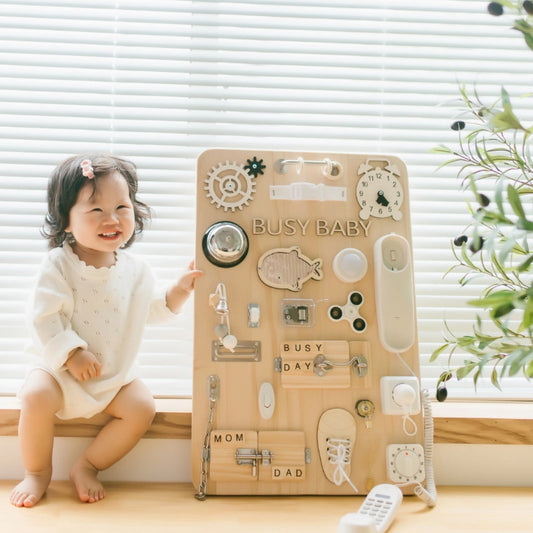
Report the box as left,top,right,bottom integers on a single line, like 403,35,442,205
0,437,191,483
2,437,533,487
433,444,533,487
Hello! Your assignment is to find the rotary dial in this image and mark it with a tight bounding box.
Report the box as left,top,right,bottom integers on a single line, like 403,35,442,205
356,162,403,220
386,444,425,483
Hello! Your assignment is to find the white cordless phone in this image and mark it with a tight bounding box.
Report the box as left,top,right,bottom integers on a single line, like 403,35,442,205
337,484,403,533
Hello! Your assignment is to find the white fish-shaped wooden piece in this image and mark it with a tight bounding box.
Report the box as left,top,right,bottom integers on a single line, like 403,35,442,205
257,246,323,291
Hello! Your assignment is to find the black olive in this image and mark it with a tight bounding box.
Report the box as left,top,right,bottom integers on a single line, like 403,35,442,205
478,193,490,207
436,384,448,402
524,1,533,15
469,236,485,253
451,120,466,131
488,2,504,15
453,235,468,246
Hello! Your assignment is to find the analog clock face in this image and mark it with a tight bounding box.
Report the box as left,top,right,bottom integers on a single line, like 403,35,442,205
356,166,403,220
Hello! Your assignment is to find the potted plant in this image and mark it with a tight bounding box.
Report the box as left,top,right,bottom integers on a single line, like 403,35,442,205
430,1,533,400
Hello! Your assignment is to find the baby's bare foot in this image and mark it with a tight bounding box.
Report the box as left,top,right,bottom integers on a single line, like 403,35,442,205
10,469,52,507
70,457,105,503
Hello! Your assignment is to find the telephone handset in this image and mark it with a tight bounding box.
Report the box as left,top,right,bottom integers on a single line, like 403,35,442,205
337,483,403,533
373,233,415,353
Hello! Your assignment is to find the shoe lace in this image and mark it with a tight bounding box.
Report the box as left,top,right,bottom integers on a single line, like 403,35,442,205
327,438,358,493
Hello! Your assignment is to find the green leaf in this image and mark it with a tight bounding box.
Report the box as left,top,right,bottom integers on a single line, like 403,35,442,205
479,210,513,225
499,237,519,265
507,348,532,376
494,180,505,216
491,302,515,319
517,218,533,231
473,329,500,344
488,88,524,131
473,368,482,388
491,368,502,390
468,290,516,309
430,145,454,155
430,343,450,362
518,296,533,331
517,254,533,272
509,358,524,377
459,243,476,270
507,184,527,219
456,363,476,380
490,251,511,281
514,19,533,51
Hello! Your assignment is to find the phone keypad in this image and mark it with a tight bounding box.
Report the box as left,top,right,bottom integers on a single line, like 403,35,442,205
360,495,393,525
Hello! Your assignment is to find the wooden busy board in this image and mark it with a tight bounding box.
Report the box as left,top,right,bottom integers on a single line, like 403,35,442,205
192,149,424,496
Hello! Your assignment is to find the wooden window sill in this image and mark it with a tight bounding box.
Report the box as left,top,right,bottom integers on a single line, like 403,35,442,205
0,397,191,439
431,400,533,445
1,397,533,444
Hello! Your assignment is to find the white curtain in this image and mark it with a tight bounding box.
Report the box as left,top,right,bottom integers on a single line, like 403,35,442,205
1,0,531,398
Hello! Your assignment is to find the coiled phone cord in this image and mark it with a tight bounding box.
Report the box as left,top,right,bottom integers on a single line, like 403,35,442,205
413,389,437,507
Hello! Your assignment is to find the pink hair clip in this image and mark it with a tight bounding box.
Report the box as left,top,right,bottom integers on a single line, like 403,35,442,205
80,159,94,179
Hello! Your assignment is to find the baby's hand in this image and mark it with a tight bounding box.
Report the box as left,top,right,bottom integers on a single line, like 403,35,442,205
178,260,204,294
65,348,103,382
165,260,203,314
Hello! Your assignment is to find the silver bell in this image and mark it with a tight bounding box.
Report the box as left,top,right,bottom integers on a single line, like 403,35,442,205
215,297,229,316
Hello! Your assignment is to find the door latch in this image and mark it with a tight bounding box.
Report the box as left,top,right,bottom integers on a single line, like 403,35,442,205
235,448,274,477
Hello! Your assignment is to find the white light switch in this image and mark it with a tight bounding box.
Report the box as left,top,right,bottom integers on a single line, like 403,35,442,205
258,382,275,419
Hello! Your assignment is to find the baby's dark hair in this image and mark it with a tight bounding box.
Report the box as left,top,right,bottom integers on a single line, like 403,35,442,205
42,153,152,249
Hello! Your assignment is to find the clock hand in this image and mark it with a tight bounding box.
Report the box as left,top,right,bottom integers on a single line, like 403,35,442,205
376,190,389,207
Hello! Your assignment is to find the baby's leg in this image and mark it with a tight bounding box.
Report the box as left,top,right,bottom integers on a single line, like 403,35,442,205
10,370,62,507
70,379,155,503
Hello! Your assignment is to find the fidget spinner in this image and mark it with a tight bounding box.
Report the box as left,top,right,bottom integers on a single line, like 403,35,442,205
204,161,256,211
328,291,367,333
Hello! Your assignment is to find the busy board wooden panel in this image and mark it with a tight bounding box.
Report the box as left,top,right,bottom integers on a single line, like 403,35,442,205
192,149,423,496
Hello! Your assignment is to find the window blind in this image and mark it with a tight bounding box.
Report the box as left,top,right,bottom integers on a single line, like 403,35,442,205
1,0,532,399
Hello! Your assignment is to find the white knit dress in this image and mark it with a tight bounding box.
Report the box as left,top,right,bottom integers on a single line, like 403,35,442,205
24,242,176,419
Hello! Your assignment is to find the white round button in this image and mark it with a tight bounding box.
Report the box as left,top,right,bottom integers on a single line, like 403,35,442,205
333,248,368,282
